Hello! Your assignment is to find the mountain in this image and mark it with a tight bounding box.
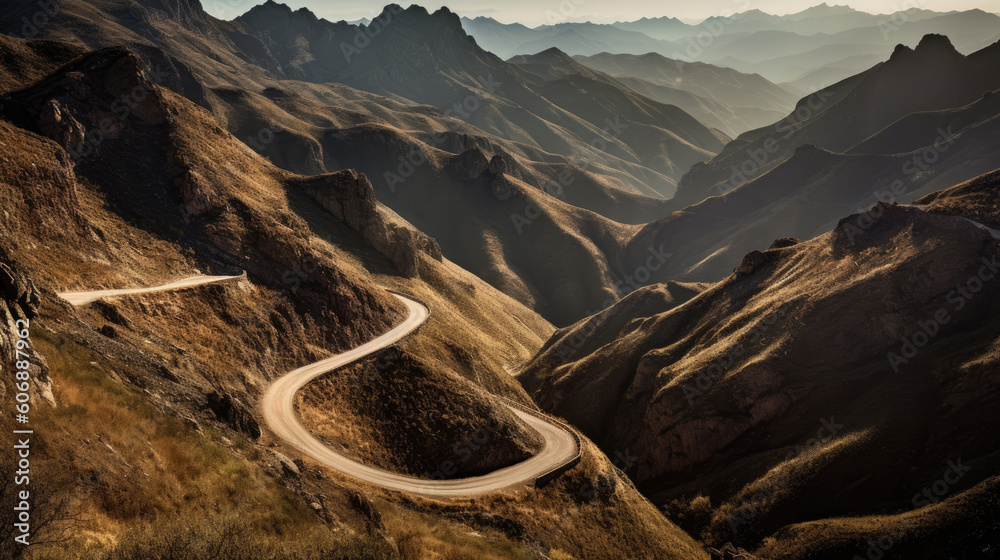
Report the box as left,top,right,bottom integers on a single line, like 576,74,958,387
0,0,725,326
611,16,691,42
506,47,728,177
235,4,728,192
465,7,1000,92
573,52,797,134
674,35,1000,208
461,16,668,59
520,168,1000,558
601,35,1000,285
666,9,1000,84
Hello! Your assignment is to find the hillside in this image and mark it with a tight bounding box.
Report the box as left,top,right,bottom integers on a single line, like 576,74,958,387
521,168,1000,558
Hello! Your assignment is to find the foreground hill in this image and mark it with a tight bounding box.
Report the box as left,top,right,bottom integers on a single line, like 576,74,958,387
520,168,1000,558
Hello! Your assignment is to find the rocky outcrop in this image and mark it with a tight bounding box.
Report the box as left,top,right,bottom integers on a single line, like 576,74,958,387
0,255,53,406
174,169,216,216
293,170,442,278
487,154,508,175
206,391,261,439
4,47,169,160
102,54,169,125
490,173,517,201
446,148,489,180
445,149,521,201
37,99,86,151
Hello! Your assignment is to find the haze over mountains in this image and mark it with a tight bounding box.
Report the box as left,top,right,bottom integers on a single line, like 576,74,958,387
463,4,1000,90
2,0,1000,558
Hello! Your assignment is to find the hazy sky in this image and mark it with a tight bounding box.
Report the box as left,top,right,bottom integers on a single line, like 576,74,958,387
200,0,1000,26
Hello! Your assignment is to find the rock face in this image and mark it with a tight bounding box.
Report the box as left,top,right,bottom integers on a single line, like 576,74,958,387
174,169,216,217
6,47,170,141
37,99,86,151
294,170,442,278
487,154,508,175
3,47,171,199
206,391,261,439
443,148,521,201
0,254,53,406
447,148,489,180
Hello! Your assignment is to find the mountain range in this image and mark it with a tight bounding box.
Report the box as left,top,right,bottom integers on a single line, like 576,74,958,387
2,0,1000,558
462,5,1000,90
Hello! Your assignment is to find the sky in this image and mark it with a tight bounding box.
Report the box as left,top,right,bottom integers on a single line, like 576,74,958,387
200,0,1000,26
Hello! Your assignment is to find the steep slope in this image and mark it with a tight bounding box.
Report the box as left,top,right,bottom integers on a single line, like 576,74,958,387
606,38,1000,287
605,74,781,138
521,168,1000,558
655,9,1000,84
619,113,1000,284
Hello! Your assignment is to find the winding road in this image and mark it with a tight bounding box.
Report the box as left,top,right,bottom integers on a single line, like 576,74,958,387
59,275,580,497
59,274,244,306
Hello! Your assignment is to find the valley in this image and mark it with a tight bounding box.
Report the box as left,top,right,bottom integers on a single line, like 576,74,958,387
1,0,999,559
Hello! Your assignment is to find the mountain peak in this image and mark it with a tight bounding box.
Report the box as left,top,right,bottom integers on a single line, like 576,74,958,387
798,2,857,15
889,34,960,63
372,3,464,32
537,46,571,58
916,33,958,53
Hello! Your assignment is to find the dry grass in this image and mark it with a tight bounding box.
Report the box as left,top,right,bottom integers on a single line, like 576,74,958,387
297,349,543,478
